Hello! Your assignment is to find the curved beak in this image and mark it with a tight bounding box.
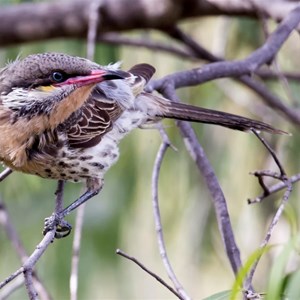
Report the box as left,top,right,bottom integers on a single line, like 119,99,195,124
54,69,125,87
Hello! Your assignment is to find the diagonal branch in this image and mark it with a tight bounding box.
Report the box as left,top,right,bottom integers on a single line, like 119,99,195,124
150,8,300,125
160,82,244,284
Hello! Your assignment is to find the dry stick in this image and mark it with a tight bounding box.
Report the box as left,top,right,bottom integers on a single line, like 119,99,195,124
0,230,56,298
244,131,293,290
87,0,102,62
0,168,13,182
0,181,65,298
97,33,196,60
116,249,183,300
0,201,28,261
258,9,298,106
159,8,300,125
161,83,245,282
21,181,66,299
256,69,300,82
168,27,300,125
151,125,191,300
252,130,286,176
97,33,300,82
0,276,24,300
248,172,300,204
70,2,102,299
147,9,300,295
0,202,52,300
70,203,85,300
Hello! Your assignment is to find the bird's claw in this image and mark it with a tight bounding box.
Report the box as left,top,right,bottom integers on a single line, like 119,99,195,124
43,213,72,239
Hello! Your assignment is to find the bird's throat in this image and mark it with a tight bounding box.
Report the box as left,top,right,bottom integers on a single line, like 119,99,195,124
48,84,93,129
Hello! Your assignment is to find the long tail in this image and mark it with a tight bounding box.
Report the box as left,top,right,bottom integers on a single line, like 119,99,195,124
142,93,286,134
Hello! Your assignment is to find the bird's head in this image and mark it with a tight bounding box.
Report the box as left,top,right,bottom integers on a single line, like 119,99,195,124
0,52,125,127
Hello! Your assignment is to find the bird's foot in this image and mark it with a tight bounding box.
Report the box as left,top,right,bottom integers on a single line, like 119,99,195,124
43,213,72,239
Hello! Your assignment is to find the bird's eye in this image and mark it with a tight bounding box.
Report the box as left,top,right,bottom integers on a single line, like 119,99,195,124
51,71,66,83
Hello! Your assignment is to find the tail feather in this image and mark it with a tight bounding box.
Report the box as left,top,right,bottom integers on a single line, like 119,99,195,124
147,95,286,134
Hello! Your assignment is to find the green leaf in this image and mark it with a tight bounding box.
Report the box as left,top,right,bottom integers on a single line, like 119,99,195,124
203,290,232,300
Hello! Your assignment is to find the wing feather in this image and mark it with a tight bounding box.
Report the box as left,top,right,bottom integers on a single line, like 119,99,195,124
66,87,123,148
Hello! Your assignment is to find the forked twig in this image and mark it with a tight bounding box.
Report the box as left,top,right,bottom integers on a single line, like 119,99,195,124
245,131,293,289
0,181,65,298
0,201,52,300
248,173,300,204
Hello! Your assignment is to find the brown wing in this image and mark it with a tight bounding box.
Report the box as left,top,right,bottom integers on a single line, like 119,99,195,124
65,64,155,149
127,64,155,96
67,87,123,148
128,63,155,83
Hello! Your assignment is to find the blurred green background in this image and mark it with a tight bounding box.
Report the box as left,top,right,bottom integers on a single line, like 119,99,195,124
1,2,300,299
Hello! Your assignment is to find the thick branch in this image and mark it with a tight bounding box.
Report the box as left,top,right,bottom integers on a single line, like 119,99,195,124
0,0,297,46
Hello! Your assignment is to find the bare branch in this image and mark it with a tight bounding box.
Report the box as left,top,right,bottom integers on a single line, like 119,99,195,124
0,267,24,290
243,131,293,289
256,69,300,82
87,0,103,60
158,83,244,287
70,204,86,300
151,124,190,299
0,202,52,300
249,173,300,204
0,0,267,47
246,177,292,288
116,249,184,300
208,0,300,23
252,130,287,176
150,9,300,125
0,276,24,300
0,168,13,182
97,33,196,60
0,201,27,262
155,7,300,89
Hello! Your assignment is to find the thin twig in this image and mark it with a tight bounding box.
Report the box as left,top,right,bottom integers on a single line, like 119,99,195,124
97,33,196,60
69,3,102,299
0,181,64,297
256,69,300,82
70,203,86,300
116,249,183,300
244,131,292,289
245,178,292,288
0,276,24,300
0,267,24,290
248,173,300,204
0,202,52,300
258,12,298,105
19,181,66,299
0,201,27,262
0,168,12,182
151,124,191,300
161,83,244,278
154,10,300,125
87,0,103,60
251,130,286,176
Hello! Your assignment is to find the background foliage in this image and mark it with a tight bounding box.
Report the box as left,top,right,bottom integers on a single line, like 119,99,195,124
1,1,300,299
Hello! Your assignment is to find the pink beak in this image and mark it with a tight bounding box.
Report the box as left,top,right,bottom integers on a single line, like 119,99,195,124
54,69,124,87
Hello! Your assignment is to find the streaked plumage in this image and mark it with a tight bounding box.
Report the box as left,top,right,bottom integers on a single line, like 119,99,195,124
0,53,285,235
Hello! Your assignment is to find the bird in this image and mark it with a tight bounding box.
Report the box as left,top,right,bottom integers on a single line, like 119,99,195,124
0,52,285,237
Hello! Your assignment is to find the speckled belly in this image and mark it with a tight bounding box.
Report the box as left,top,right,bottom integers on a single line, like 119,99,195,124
34,136,120,182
